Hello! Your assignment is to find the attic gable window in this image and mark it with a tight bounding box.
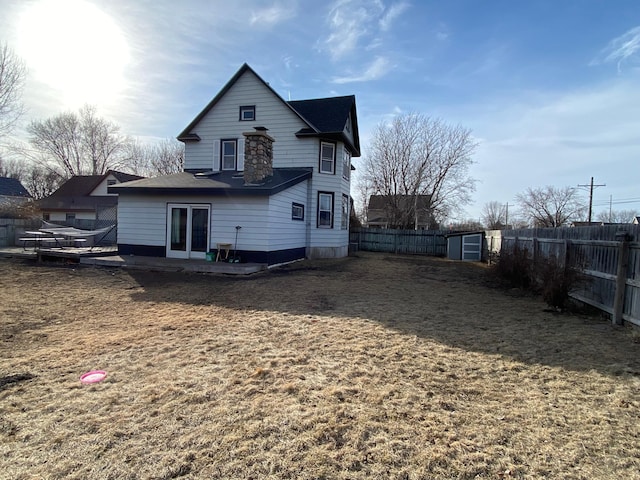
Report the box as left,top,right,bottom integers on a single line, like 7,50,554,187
239,105,255,121
319,141,336,174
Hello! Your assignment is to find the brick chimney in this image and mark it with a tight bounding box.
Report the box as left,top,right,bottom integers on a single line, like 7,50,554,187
243,126,274,184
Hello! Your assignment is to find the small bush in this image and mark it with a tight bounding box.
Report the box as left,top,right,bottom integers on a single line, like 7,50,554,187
493,244,533,289
535,254,587,310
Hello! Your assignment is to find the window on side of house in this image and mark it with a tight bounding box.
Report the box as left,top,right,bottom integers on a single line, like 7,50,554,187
319,141,336,174
317,192,334,228
107,179,117,186
239,105,255,121
342,149,351,180
292,202,304,221
221,140,237,170
43,213,50,221
66,213,76,222
341,194,349,230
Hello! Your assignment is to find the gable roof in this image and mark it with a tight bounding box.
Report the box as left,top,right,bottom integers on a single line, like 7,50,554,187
177,63,360,156
288,96,360,156
37,170,143,211
0,177,31,197
46,170,143,198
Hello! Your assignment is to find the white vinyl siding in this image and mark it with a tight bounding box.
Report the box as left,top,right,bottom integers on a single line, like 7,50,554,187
177,68,351,257
267,180,308,251
183,69,316,172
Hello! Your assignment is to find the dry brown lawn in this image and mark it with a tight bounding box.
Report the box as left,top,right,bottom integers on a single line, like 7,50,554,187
1,252,639,479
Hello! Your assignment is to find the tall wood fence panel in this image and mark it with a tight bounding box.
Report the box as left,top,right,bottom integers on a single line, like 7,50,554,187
496,225,640,327
350,227,448,256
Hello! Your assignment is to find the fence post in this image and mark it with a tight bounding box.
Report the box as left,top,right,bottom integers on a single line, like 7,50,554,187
612,232,631,325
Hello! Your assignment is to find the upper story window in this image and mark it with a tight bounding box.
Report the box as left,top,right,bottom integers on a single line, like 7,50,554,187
107,179,117,186
320,141,336,174
239,105,255,121
342,149,351,180
221,140,237,170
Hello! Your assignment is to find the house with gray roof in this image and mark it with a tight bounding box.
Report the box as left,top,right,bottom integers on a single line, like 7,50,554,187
37,170,142,224
0,177,31,206
110,63,360,265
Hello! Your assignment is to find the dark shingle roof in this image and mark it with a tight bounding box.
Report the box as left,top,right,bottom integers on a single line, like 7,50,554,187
0,177,31,197
288,96,353,133
37,170,143,211
109,169,312,196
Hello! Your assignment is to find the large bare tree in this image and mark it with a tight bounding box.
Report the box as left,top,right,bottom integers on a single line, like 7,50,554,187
0,43,26,137
482,201,506,229
125,138,184,177
27,105,131,177
516,186,586,227
361,113,477,228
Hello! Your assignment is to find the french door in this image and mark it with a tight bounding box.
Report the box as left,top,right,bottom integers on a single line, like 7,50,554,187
166,204,210,259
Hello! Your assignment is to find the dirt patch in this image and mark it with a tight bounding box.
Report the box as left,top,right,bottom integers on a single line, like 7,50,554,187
1,253,638,479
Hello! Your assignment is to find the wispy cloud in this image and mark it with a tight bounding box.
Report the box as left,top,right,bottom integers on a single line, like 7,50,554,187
321,0,409,60
591,25,640,72
249,3,297,27
332,56,390,83
379,1,409,31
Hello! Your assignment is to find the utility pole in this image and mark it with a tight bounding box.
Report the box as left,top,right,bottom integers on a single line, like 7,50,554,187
577,177,606,223
504,202,509,229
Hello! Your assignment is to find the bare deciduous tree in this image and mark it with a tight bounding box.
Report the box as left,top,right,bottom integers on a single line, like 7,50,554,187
0,43,26,137
23,165,62,200
516,186,586,227
596,209,638,224
27,105,131,177
362,113,477,228
125,138,184,177
482,201,506,229
0,154,26,179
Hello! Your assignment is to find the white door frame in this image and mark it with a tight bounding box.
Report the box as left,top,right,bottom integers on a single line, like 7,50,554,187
166,203,210,259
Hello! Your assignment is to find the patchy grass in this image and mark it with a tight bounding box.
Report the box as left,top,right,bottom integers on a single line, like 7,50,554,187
1,252,639,479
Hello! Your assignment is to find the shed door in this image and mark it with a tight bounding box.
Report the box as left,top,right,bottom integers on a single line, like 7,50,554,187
462,234,482,261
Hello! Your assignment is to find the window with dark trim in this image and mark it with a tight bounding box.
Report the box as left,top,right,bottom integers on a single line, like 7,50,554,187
342,149,351,180
66,213,76,222
239,105,255,121
292,202,304,221
341,194,349,230
221,139,237,170
319,141,336,174
107,179,116,186
317,192,334,228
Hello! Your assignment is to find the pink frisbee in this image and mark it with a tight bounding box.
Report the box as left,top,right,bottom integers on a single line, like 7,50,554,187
80,370,107,384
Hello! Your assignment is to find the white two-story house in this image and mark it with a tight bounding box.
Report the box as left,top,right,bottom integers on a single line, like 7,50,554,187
110,63,360,265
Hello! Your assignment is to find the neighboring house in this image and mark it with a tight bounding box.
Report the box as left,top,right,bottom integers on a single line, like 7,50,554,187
110,63,360,265
0,177,32,206
367,194,434,229
633,216,640,225
37,170,143,223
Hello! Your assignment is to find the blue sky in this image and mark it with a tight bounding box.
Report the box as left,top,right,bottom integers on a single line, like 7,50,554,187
1,0,639,221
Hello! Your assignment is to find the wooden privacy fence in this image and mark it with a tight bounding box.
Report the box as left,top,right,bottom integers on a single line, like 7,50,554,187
497,227,640,327
350,227,448,256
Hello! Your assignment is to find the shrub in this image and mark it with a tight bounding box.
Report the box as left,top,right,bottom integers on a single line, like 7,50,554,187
535,254,587,310
493,244,533,289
